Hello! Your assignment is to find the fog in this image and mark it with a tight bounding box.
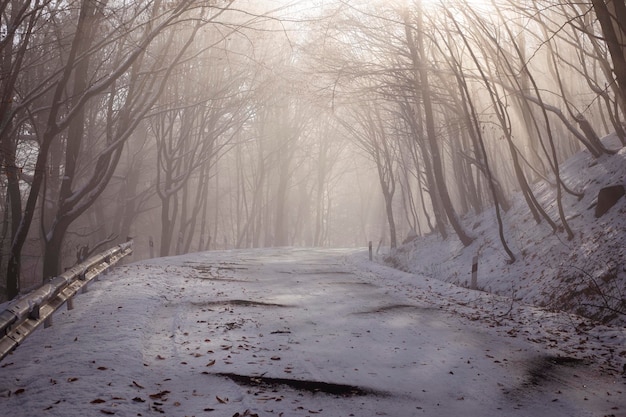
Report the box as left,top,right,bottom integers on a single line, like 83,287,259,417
1,0,624,299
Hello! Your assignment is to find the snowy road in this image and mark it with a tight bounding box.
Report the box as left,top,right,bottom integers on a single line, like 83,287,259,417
1,248,624,416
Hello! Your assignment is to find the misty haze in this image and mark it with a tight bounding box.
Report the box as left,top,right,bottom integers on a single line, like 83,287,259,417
0,0,625,416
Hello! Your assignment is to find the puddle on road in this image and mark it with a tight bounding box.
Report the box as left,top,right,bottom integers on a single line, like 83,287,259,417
215,372,390,397
278,270,356,275
503,355,588,400
185,262,248,270
354,304,438,315
522,355,586,388
184,265,248,282
329,281,377,287
190,299,291,308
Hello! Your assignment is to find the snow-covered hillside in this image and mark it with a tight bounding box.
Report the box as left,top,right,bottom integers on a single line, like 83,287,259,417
385,133,626,326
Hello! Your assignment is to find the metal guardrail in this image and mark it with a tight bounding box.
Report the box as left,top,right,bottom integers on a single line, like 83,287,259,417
0,240,133,361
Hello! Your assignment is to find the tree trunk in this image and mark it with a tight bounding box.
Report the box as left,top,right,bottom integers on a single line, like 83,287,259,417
160,195,175,257
382,187,397,250
42,220,69,279
406,6,473,246
592,0,626,114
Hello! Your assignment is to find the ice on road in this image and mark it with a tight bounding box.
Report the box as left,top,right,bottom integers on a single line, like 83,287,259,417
1,248,624,417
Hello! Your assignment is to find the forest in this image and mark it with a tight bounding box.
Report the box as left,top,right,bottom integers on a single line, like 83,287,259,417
1,0,625,301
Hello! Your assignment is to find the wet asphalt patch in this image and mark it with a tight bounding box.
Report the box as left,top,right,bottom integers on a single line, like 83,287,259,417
190,299,291,308
215,372,391,397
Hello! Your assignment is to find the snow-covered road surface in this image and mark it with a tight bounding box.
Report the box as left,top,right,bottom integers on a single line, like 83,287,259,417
1,248,624,416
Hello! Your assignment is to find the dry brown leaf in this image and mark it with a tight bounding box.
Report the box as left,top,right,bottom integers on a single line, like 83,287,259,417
149,390,170,400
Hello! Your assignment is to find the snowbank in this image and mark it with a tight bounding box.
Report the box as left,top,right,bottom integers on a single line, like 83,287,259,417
385,134,626,326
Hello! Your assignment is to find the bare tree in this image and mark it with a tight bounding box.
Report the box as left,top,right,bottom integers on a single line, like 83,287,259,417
336,99,400,249
152,56,249,256
403,4,474,246
2,0,234,298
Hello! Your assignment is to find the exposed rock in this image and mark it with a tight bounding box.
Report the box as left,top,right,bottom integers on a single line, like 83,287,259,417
595,185,625,217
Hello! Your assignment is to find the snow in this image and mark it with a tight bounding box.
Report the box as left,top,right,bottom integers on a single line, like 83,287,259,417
1,135,625,416
387,133,626,326
0,247,625,417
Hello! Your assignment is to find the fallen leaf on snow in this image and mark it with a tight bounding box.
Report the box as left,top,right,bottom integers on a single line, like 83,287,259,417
149,390,170,399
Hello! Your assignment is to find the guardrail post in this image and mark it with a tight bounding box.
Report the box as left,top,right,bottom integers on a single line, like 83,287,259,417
103,255,111,276
28,305,41,321
79,269,89,291
368,241,373,261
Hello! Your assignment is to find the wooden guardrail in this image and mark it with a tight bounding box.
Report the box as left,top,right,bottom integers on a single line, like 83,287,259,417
0,240,133,362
